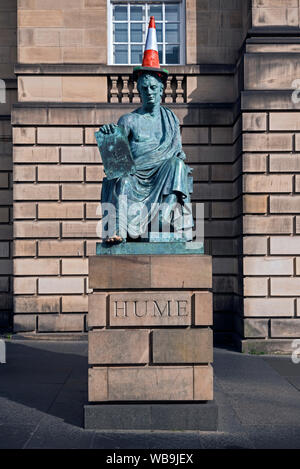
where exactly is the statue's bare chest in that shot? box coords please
[130,114,163,143]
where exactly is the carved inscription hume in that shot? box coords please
[109,293,191,326]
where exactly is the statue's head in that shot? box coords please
[137,73,164,109]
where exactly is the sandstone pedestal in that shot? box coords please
[84,244,217,430]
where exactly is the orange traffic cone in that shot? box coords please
[133,16,168,83]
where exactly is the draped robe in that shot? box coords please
[101,105,193,239]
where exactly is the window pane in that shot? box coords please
[166,23,179,43]
[165,4,180,21]
[156,23,163,42]
[114,23,128,42]
[149,4,162,21]
[166,45,179,64]
[131,45,143,64]
[158,44,163,64]
[114,45,128,64]
[113,5,127,21]
[131,23,143,42]
[131,5,144,21]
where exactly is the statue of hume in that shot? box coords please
[98,17,193,244]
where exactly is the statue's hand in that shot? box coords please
[99,124,117,134]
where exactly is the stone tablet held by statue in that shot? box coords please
[95,126,136,180]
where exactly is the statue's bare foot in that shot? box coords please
[105,235,123,244]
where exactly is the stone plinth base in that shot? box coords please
[86,244,216,430]
[84,402,218,431]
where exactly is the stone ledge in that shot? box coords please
[11,102,236,126]
[242,91,300,110]
[241,339,294,355]
[14,63,236,76]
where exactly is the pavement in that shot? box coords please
[0,339,300,449]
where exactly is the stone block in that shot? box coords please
[0,242,9,258]
[244,277,268,297]
[38,277,84,294]
[62,295,88,313]
[270,236,300,255]
[152,329,212,364]
[270,112,300,131]
[63,47,105,63]
[243,153,267,172]
[37,127,83,144]
[85,202,101,219]
[244,257,293,276]
[243,216,292,234]
[14,221,59,238]
[14,314,36,332]
[194,365,213,401]
[38,240,84,256]
[88,293,106,327]
[38,165,83,182]
[14,258,59,276]
[271,278,300,296]
[14,202,36,219]
[14,166,36,182]
[243,134,292,152]
[89,255,212,290]
[244,319,269,339]
[19,10,64,27]
[61,258,88,275]
[243,195,268,213]
[19,47,62,63]
[194,292,212,326]
[38,202,84,219]
[61,146,99,163]
[182,127,209,144]
[88,367,107,401]
[245,54,300,89]
[18,76,62,102]
[108,292,192,327]
[62,76,107,102]
[243,113,267,131]
[62,221,99,238]
[244,298,294,317]
[38,314,84,332]
[271,155,300,172]
[13,240,36,257]
[243,175,292,193]
[85,166,105,182]
[84,402,218,431]
[270,196,300,213]
[89,330,149,365]
[61,184,101,200]
[211,127,232,144]
[14,277,37,294]
[90,366,194,401]
[187,75,234,103]
[14,184,59,200]
[14,296,60,313]
[13,127,35,144]
[14,146,59,163]
[271,319,300,338]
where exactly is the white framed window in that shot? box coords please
[108,1,185,65]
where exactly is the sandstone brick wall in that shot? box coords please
[241,25,300,352]
[186,0,250,65]
[0,0,17,329]
[12,99,242,338]
[252,0,300,28]
[18,0,107,64]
